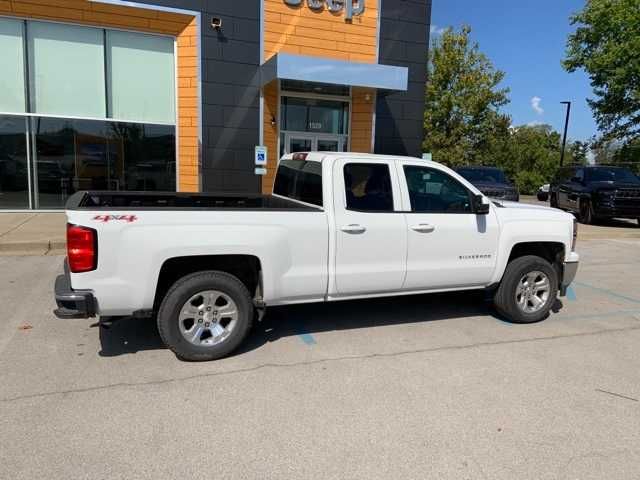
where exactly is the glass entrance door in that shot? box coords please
[317,138,340,152]
[283,133,347,155]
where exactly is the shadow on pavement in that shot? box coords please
[97,291,564,358]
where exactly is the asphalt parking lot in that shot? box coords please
[1,213,640,479]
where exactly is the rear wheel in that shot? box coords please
[494,255,558,324]
[157,271,254,361]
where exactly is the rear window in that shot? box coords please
[273,159,323,207]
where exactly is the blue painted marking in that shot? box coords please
[298,333,317,345]
[574,281,640,305]
[566,286,577,301]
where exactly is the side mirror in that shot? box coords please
[473,194,490,215]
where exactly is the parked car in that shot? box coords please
[455,166,519,201]
[549,165,640,225]
[537,184,550,202]
[54,152,579,361]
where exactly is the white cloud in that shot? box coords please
[531,96,544,115]
[527,120,544,127]
[430,25,447,37]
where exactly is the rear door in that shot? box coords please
[399,162,499,290]
[332,158,407,295]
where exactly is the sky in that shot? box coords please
[430,0,598,142]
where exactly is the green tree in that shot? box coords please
[612,138,640,174]
[424,26,510,167]
[496,125,563,195]
[569,140,590,165]
[563,0,640,141]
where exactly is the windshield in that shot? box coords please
[457,168,507,184]
[586,167,640,184]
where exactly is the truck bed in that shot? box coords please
[66,191,321,211]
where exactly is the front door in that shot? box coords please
[399,163,499,290]
[284,133,347,155]
[332,158,407,296]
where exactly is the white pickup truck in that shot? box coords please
[54,152,579,361]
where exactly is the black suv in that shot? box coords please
[550,165,640,225]
[455,166,519,202]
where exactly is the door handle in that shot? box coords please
[341,224,366,234]
[410,223,435,233]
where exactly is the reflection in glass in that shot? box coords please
[281,97,349,135]
[32,117,175,209]
[0,116,29,209]
[289,137,313,153]
[317,139,339,152]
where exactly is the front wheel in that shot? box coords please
[157,271,254,361]
[578,198,594,224]
[494,255,558,324]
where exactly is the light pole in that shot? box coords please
[560,101,572,166]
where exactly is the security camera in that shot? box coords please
[211,17,222,30]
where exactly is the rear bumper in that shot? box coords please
[53,261,96,319]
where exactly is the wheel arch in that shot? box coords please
[153,255,263,312]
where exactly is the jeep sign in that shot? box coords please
[284,0,365,20]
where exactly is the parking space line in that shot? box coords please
[574,281,640,305]
[298,333,317,345]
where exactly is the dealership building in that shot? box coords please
[0,0,431,210]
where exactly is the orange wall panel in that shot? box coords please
[264,0,378,63]
[2,0,200,192]
[350,87,375,153]
[262,82,280,194]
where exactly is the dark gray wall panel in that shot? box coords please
[376,0,431,158]
[135,0,262,193]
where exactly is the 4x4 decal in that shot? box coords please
[92,215,138,223]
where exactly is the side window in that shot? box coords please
[343,163,394,212]
[403,166,472,213]
[274,159,323,207]
[575,168,585,182]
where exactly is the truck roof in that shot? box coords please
[280,151,436,166]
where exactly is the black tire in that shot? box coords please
[578,198,594,224]
[157,271,254,361]
[550,192,558,208]
[494,255,559,324]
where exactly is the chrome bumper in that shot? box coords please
[559,260,579,297]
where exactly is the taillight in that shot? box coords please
[292,152,309,161]
[572,218,578,251]
[67,224,97,273]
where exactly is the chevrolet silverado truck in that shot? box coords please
[54,152,579,361]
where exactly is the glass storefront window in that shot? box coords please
[0,18,180,210]
[0,19,26,114]
[27,21,106,118]
[33,117,175,209]
[281,97,349,135]
[0,116,29,209]
[107,31,176,124]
